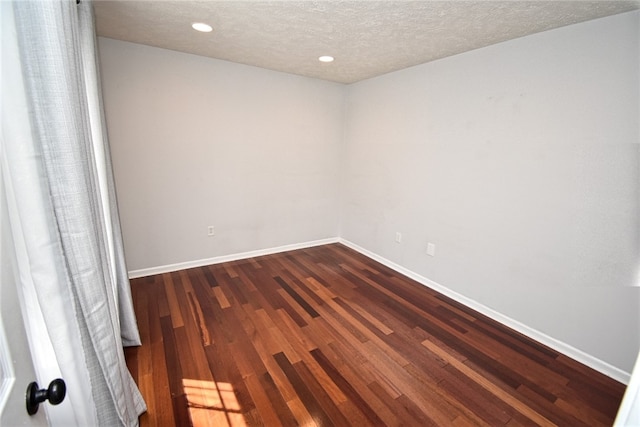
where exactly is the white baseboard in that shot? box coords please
[128,236,631,384]
[127,237,339,279]
[338,238,631,384]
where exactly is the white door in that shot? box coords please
[0,8,46,421]
[0,1,49,422]
[0,175,48,426]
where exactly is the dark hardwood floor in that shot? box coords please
[125,243,626,426]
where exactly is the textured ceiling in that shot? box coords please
[94,1,640,84]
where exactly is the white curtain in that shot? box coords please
[1,0,145,425]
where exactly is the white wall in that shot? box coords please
[98,39,344,272]
[342,11,639,373]
[99,11,639,375]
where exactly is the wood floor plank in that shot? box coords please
[291,358,352,426]
[257,371,299,426]
[204,343,258,425]
[160,316,190,426]
[309,347,384,426]
[422,337,557,426]
[273,351,336,426]
[320,342,405,426]
[126,243,626,426]
[148,288,175,426]
[368,380,436,426]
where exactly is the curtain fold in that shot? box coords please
[4,0,145,425]
[77,0,141,348]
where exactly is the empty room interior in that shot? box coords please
[92,1,640,426]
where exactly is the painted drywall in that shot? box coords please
[100,11,639,374]
[342,11,640,373]
[98,38,344,271]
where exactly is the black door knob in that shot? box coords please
[26,378,66,415]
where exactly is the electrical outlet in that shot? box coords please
[395,232,402,243]
[207,226,215,236]
[427,242,435,256]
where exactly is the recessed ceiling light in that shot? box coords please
[192,22,213,33]
[318,55,334,63]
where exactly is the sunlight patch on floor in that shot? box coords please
[183,378,246,427]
